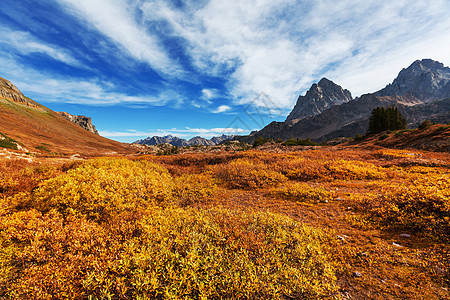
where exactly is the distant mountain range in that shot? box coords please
[134,134,235,147]
[238,59,450,143]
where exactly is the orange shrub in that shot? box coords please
[18,158,174,222]
[351,175,450,240]
[172,173,218,206]
[324,159,387,180]
[210,159,287,189]
[270,182,336,204]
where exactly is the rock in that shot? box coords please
[58,112,99,135]
[353,271,362,277]
[286,78,353,124]
[0,77,38,106]
[375,59,450,102]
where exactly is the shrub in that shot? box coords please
[325,159,387,180]
[252,137,272,148]
[282,138,318,146]
[352,176,450,241]
[172,173,217,206]
[19,158,174,222]
[418,120,433,130]
[0,133,18,150]
[0,206,341,299]
[270,182,336,204]
[210,159,287,189]
[275,157,328,181]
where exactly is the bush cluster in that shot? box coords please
[210,159,287,189]
[0,157,341,299]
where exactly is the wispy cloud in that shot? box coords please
[212,105,232,114]
[140,0,450,106]
[0,26,81,67]
[55,0,183,78]
[1,0,450,112]
[0,54,183,106]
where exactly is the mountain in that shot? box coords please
[188,136,215,146]
[238,59,450,143]
[375,59,450,102]
[0,77,40,106]
[0,77,133,155]
[134,134,234,147]
[211,134,236,145]
[58,112,99,135]
[286,78,352,124]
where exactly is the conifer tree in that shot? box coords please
[367,106,407,134]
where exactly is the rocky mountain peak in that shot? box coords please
[286,77,352,124]
[0,77,37,106]
[58,112,99,135]
[375,59,450,101]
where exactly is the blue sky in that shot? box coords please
[1,0,449,142]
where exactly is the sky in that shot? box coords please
[1,0,449,142]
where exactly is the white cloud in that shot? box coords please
[3,0,450,112]
[212,105,231,113]
[55,0,183,77]
[140,0,450,107]
[0,26,81,67]
[201,88,221,101]
[0,54,183,106]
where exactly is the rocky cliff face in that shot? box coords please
[375,59,450,102]
[58,112,99,135]
[0,77,38,106]
[285,78,352,124]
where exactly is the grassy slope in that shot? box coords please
[0,97,133,156]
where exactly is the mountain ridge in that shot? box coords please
[134,134,235,147]
[238,59,450,143]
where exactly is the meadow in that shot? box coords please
[0,146,448,299]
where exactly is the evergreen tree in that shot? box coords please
[367,106,407,134]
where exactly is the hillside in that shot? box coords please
[0,77,133,156]
[348,124,450,152]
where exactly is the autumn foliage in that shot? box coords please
[0,147,448,299]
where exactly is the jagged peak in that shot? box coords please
[317,77,334,86]
[286,78,353,123]
[375,58,450,101]
[408,59,445,70]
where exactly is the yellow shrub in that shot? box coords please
[277,157,328,181]
[210,159,287,189]
[352,175,450,240]
[172,173,217,206]
[117,207,340,299]
[21,158,174,222]
[0,206,341,299]
[325,159,387,180]
[271,182,336,203]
